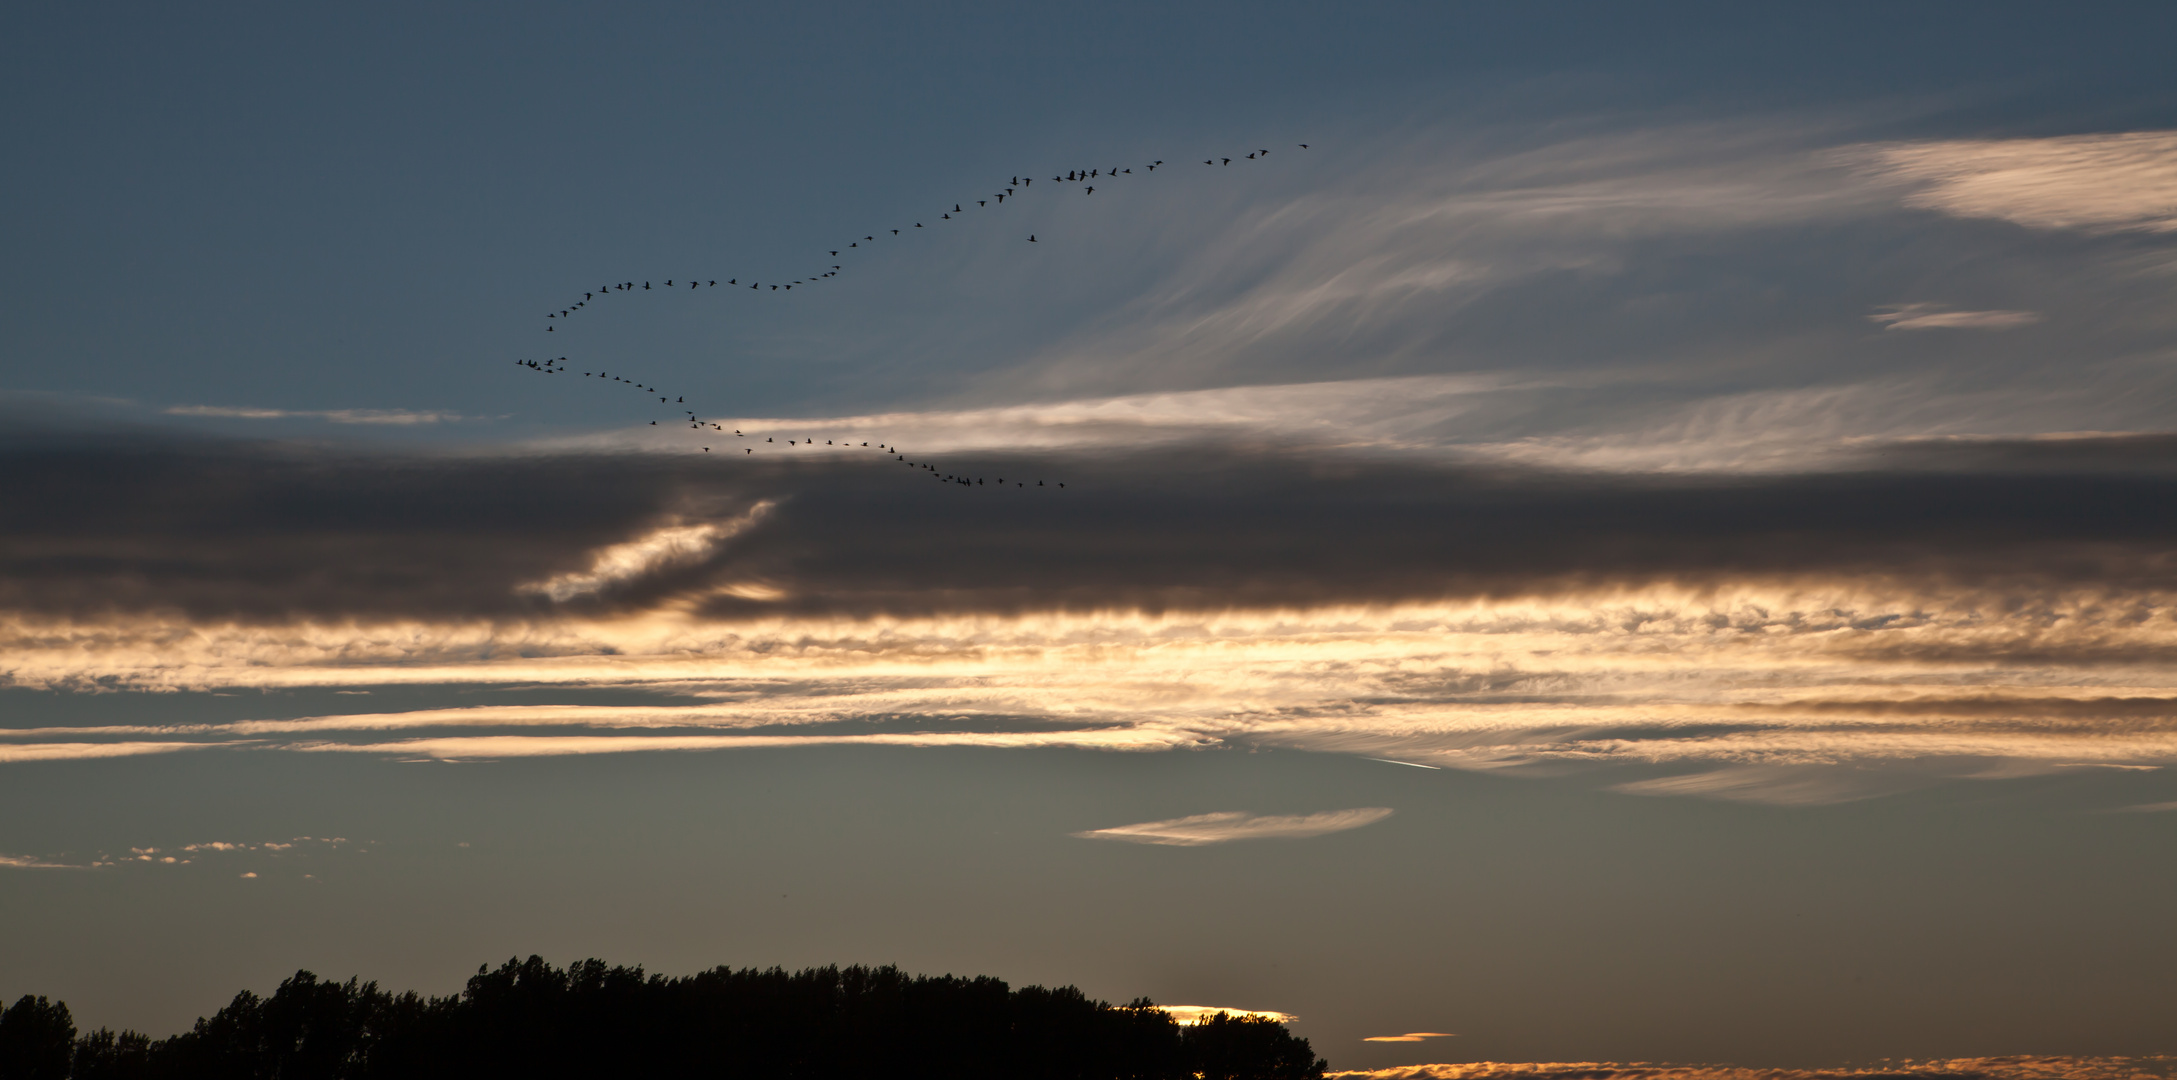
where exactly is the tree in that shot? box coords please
[0,995,76,1080]
[70,1028,153,1080]
[1181,1011,1326,1080]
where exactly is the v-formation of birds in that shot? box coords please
[513,144,1311,491]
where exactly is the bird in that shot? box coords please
[1299,143,1308,149]
[1027,235,1036,242]
[1085,187,1093,194]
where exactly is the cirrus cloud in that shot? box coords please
[1072,808,1394,847]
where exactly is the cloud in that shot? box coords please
[518,502,776,602]
[1862,131,2177,234]
[1330,1057,2177,1080]
[165,405,472,425]
[0,742,215,764]
[1153,1005,1299,1026]
[1073,808,1394,846]
[0,853,81,870]
[1363,1033,1457,1043]
[20,428,2177,630]
[10,411,2177,791]
[1612,766,1912,807]
[1869,305,2042,331]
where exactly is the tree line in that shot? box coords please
[0,957,1326,1079]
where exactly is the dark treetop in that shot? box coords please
[3,957,1326,1080]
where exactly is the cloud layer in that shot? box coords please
[8,125,2177,807]
[1332,1058,2177,1080]
[6,425,2177,799]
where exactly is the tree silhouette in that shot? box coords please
[19,958,1326,1079]
[0,995,76,1080]
[1182,1011,1328,1080]
[67,1029,151,1080]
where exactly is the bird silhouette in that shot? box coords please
[513,136,1300,484]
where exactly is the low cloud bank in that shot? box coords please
[1332,1058,2177,1080]
[10,430,2177,623]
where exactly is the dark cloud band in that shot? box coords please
[7,429,2177,623]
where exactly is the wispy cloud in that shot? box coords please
[1861,130,2177,234]
[0,741,215,764]
[164,405,471,424]
[1869,304,2042,331]
[1073,808,1394,846]
[1363,1033,1457,1044]
[518,502,776,602]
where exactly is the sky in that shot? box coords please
[4,2,2177,1072]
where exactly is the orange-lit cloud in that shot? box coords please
[1330,1056,2177,1080]
[518,502,775,602]
[1074,808,1394,846]
[1154,1005,1299,1026]
[6,581,2177,798]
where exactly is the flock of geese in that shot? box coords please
[513,144,1310,490]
